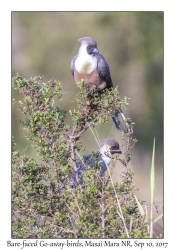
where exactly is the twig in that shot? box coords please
[87,122,100,147]
[145,204,149,233]
[94,127,100,142]
[105,161,130,238]
[21,145,29,154]
[70,111,103,140]
[100,179,106,238]
[107,123,115,140]
[129,216,133,232]
[72,189,88,232]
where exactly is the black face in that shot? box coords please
[86,45,97,55]
[110,146,122,155]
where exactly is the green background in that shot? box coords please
[12,12,163,235]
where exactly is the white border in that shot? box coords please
[1,1,175,249]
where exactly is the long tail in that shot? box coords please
[112,108,133,133]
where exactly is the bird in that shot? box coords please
[70,36,132,133]
[49,140,121,214]
[71,139,122,185]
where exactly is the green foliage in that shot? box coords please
[12,75,148,238]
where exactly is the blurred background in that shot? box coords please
[12,12,163,236]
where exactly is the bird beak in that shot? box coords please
[93,48,99,53]
[116,149,122,154]
[110,148,122,155]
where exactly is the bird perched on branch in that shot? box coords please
[71,139,122,185]
[70,36,133,133]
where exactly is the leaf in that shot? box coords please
[134,195,145,217]
[150,138,155,209]
[103,99,109,106]
[153,213,163,224]
[150,137,156,238]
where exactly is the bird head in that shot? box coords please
[99,139,122,165]
[78,37,99,55]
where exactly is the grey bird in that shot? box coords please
[70,36,132,133]
[71,139,122,185]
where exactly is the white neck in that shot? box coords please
[99,145,112,166]
[78,43,89,56]
[75,44,97,74]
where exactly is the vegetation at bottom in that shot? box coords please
[12,75,160,238]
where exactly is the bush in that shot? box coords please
[12,75,149,238]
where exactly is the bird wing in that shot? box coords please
[70,54,78,76]
[84,154,107,177]
[71,154,107,185]
[96,54,113,88]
